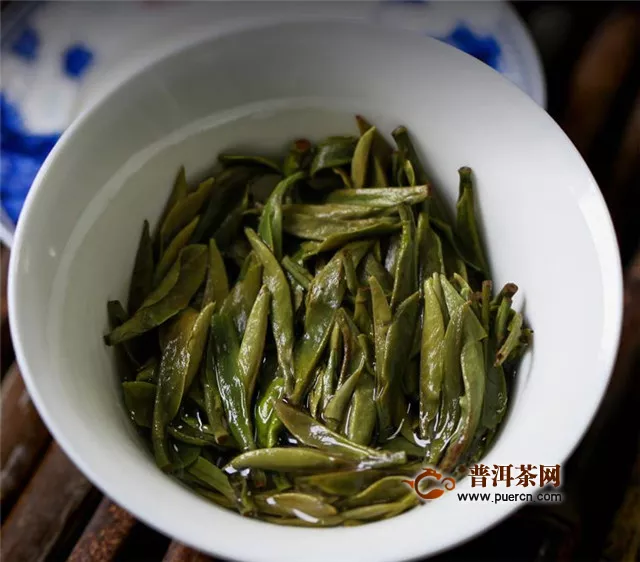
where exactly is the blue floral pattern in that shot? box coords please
[63,44,94,79]
[439,23,502,71]
[10,26,40,61]
[0,94,60,223]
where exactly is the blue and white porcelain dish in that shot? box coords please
[0,0,545,247]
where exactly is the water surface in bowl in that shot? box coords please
[46,103,400,446]
[49,101,532,503]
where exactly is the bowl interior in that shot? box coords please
[9,19,622,562]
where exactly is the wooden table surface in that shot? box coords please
[1,3,639,561]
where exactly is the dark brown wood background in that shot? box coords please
[1,2,639,561]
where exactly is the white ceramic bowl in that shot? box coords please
[8,20,622,562]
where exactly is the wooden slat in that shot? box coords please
[611,91,640,189]
[601,435,640,561]
[66,498,136,562]
[162,542,213,562]
[0,363,51,510]
[567,247,640,561]
[1,245,8,321]
[614,248,640,391]
[0,442,93,562]
[1,246,13,374]
[607,91,640,247]
[562,10,640,156]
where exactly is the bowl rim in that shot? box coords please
[8,17,623,562]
